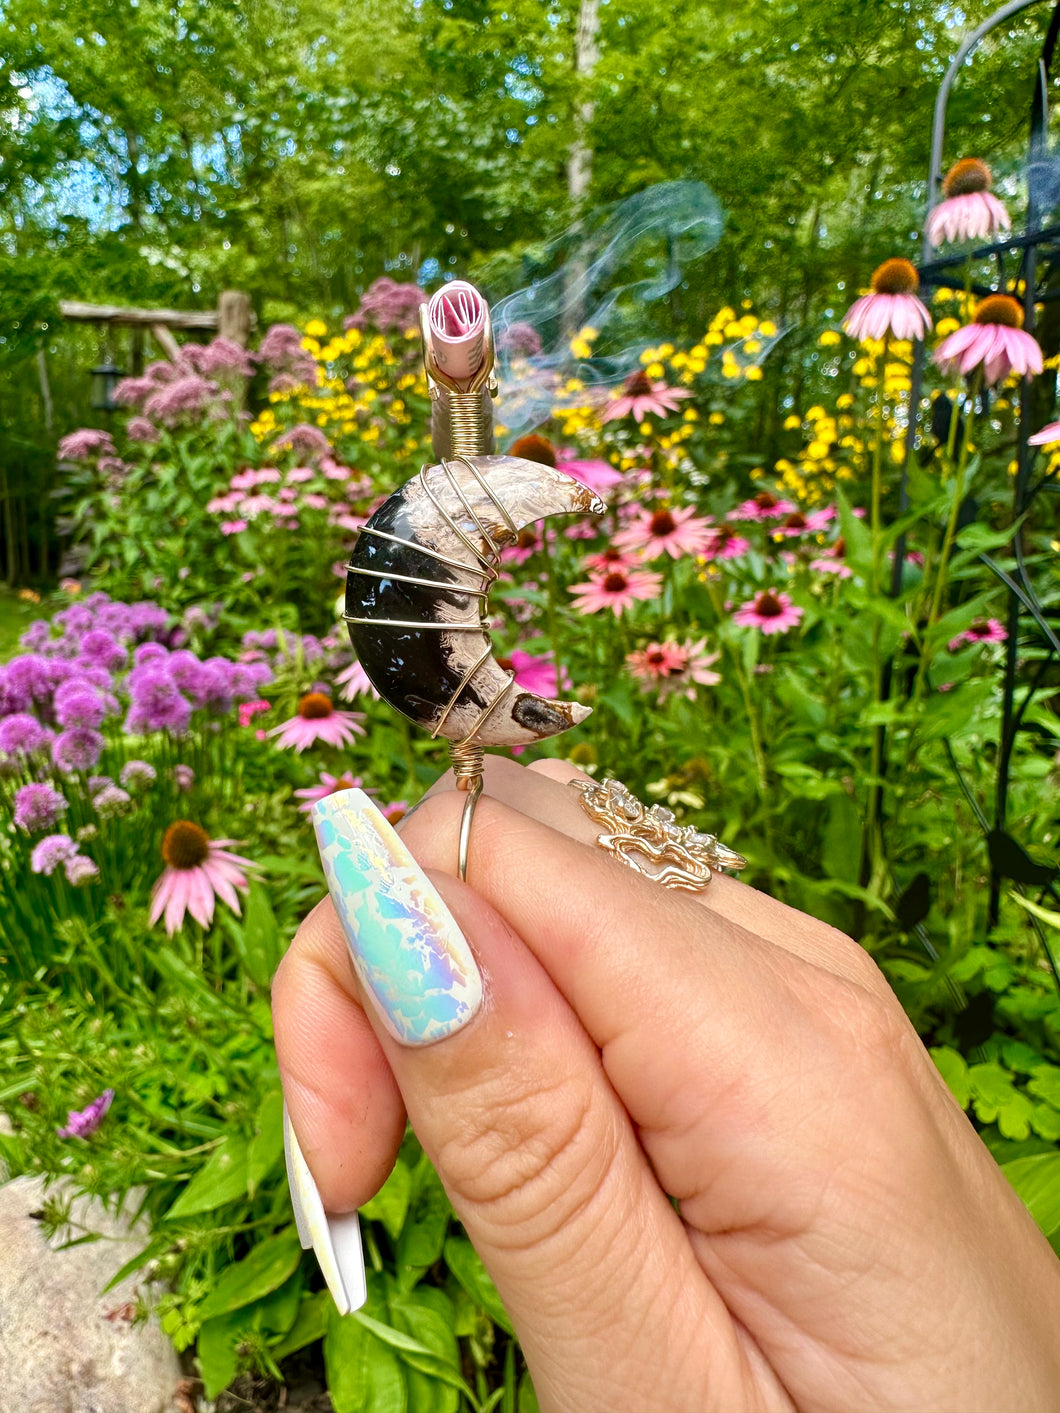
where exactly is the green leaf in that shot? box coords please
[198,1309,246,1399]
[930,1046,971,1108]
[325,1302,407,1413]
[165,1134,249,1219]
[1001,1152,1060,1237]
[396,1158,450,1273]
[247,1086,284,1198]
[1010,893,1060,931]
[225,881,282,989]
[271,1291,330,1361]
[444,1234,514,1335]
[360,1158,412,1241]
[197,1227,302,1321]
[834,485,872,578]
[390,1289,461,1413]
[1028,1067,1060,1110]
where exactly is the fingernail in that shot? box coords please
[283,1103,366,1315]
[311,787,482,1045]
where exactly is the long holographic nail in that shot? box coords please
[283,1103,366,1314]
[311,788,482,1045]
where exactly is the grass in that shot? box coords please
[0,585,54,658]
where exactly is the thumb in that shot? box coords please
[309,789,752,1413]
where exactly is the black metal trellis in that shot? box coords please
[890,0,1060,935]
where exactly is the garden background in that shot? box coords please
[4,1,1060,1409]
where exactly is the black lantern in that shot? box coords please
[90,361,125,413]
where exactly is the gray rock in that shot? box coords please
[0,1174,182,1413]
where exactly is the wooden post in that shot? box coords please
[217,290,252,347]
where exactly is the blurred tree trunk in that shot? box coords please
[564,0,599,337]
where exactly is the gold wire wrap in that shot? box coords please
[448,391,491,457]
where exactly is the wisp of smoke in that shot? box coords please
[490,180,725,441]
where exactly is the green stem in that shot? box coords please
[864,338,888,909]
[907,374,981,734]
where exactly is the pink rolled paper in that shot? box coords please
[427,281,488,384]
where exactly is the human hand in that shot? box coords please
[273,757,1060,1412]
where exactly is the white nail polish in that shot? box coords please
[283,1103,367,1315]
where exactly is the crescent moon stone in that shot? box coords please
[345,454,604,747]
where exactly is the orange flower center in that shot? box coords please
[624,370,653,395]
[649,510,676,536]
[647,648,668,666]
[509,433,557,467]
[756,592,783,617]
[975,295,1023,329]
[943,157,992,198]
[782,512,807,531]
[603,572,629,593]
[495,656,514,672]
[833,537,847,557]
[754,492,779,509]
[871,258,919,296]
[161,820,210,870]
[298,692,334,719]
[515,528,538,551]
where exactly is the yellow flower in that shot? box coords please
[759,320,777,337]
[708,411,725,425]
[744,339,762,354]
[836,393,855,409]
[818,330,842,347]
[304,319,328,338]
[805,405,825,421]
[684,407,699,422]
[704,330,724,346]
[646,361,665,379]
[724,321,744,339]
[745,365,764,381]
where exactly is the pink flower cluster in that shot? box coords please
[206,458,363,537]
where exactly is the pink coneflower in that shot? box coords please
[843,259,932,343]
[773,507,836,538]
[703,526,751,560]
[948,618,1008,651]
[379,800,410,825]
[810,537,853,578]
[500,526,544,567]
[615,504,715,560]
[1028,420,1060,446]
[149,821,254,934]
[933,295,1043,387]
[568,566,663,616]
[335,659,380,701]
[627,639,721,700]
[600,370,692,423]
[267,692,365,751]
[733,590,804,635]
[221,520,248,536]
[57,1089,114,1139]
[494,649,568,698]
[728,492,798,522]
[927,159,1011,247]
[294,770,364,813]
[554,453,624,495]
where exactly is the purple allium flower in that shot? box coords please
[172,764,195,791]
[134,642,168,667]
[229,662,273,699]
[65,854,100,886]
[126,602,170,640]
[166,650,210,706]
[57,428,117,461]
[53,604,94,635]
[144,374,219,425]
[57,1089,114,1139]
[125,671,192,736]
[0,670,31,717]
[93,784,132,818]
[120,759,157,789]
[19,620,52,652]
[88,775,113,795]
[55,686,109,730]
[53,728,105,773]
[269,423,332,459]
[346,276,428,333]
[0,713,54,756]
[5,654,53,703]
[14,783,69,832]
[30,834,79,875]
[125,416,160,443]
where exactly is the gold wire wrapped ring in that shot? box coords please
[568,777,747,891]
